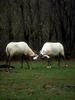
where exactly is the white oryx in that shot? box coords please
[37,42,65,68]
[6,41,37,69]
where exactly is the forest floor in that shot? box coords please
[0,59,75,100]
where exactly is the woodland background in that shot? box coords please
[0,0,75,60]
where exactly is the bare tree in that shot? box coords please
[7,0,14,41]
[20,0,29,42]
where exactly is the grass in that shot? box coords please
[0,59,75,100]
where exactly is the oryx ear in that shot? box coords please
[43,55,50,59]
[33,55,39,60]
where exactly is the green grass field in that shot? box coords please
[0,60,75,100]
